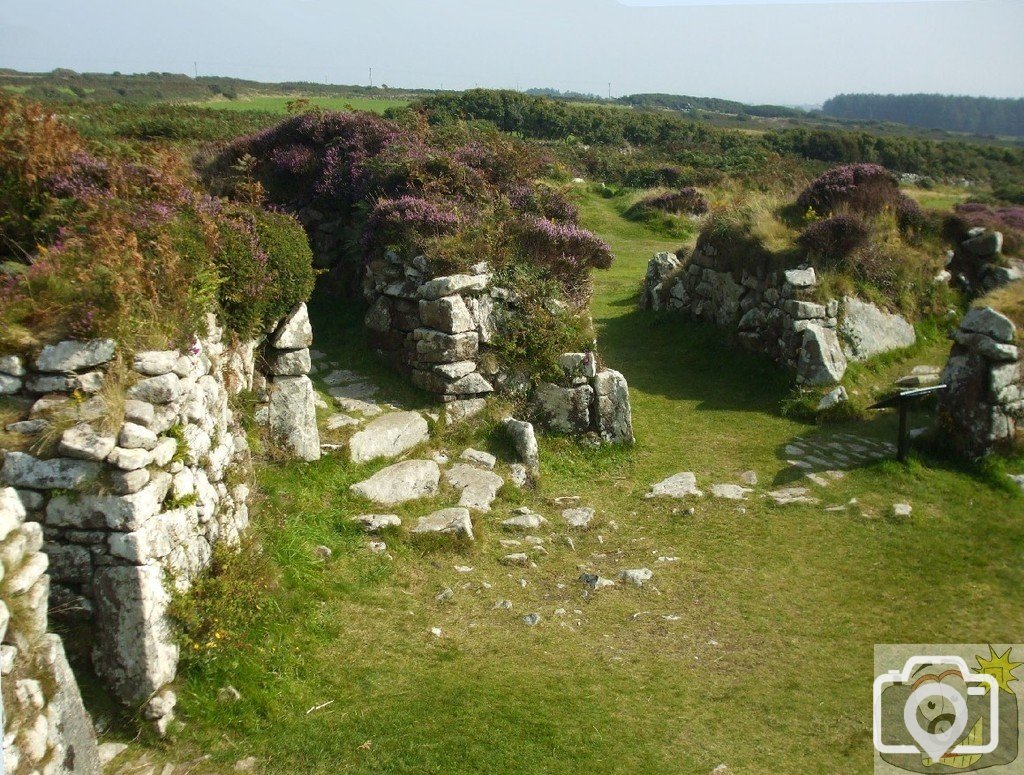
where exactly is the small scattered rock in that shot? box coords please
[619,568,653,587]
[459,448,497,470]
[313,545,332,559]
[891,503,912,519]
[435,587,454,603]
[522,613,541,627]
[217,685,242,703]
[579,573,615,590]
[368,540,387,554]
[493,600,513,610]
[501,553,530,566]
[561,507,594,528]
[97,742,129,767]
[740,470,758,486]
[351,514,402,532]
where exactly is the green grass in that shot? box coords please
[195,95,407,114]
[125,190,1024,774]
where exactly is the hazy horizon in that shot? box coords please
[1,0,1021,105]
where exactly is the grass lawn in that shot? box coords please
[195,95,407,114]
[118,189,1024,774]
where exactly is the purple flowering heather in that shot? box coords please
[797,163,902,216]
[362,195,463,250]
[520,215,614,270]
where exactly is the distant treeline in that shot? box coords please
[823,93,1024,138]
[0,68,433,104]
[618,93,805,119]
[414,90,1024,187]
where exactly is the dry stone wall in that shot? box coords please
[0,304,318,737]
[643,247,916,387]
[937,306,1023,457]
[362,252,499,402]
[0,488,99,774]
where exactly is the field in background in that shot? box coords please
[197,95,408,114]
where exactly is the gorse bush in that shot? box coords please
[0,95,313,350]
[208,109,612,305]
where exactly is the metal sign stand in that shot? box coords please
[868,384,948,462]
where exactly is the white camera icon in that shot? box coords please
[873,655,1000,762]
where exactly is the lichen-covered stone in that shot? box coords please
[35,339,116,373]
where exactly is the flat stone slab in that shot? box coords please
[348,411,429,464]
[645,472,703,499]
[335,397,383,417]
[412,507,474,540]
[459,448,496,470]
[766,487,819,506]
[445,463,503,511]
[710,484,753,500]
[325,413,360,431]
[328,382,379,400]
[619,568,653,587]
[349,460,440,505]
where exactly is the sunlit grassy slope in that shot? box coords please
[149,188,1024,775]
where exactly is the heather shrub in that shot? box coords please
[797,215,871,264]
[0,95,313,350]
[630,188,709,216]
[209,110,613,304]
[797,163,910,219]
[943,202,1024,256]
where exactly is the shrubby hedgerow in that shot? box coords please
[0,95,313,350]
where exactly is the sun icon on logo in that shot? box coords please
[975,646,1022,695]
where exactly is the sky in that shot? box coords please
[1,0,1021,106]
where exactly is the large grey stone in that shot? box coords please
[57,424,116,462]
[445,463,503,511]
[34,634,101,773]
[0,487,25,542]
[132,350,179,376]
[1,452,100,490]
[784,267,817,288]
[839,297,916,362]
[268,376,321,461]
[348,411,429,464]
[962,230,1003,258]
[92,564,178,704]
[418,274,489,301]
[0,373,21,395]
[412,507,474,540]
[797,324,847,386]
[127,373,181,404]
[503,418,539,475]
[46,472,171,531]
[532,383,592,434]
[350,460,440,505]
[593,369,634,444]
[270,303,313,349]
[35,339,116,373]
[414,330,479,364]
[0,355,25,377]
[961,307,1016,344]
[264,348,311,376]
[118,422,158,451]
[419,296,476,334]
